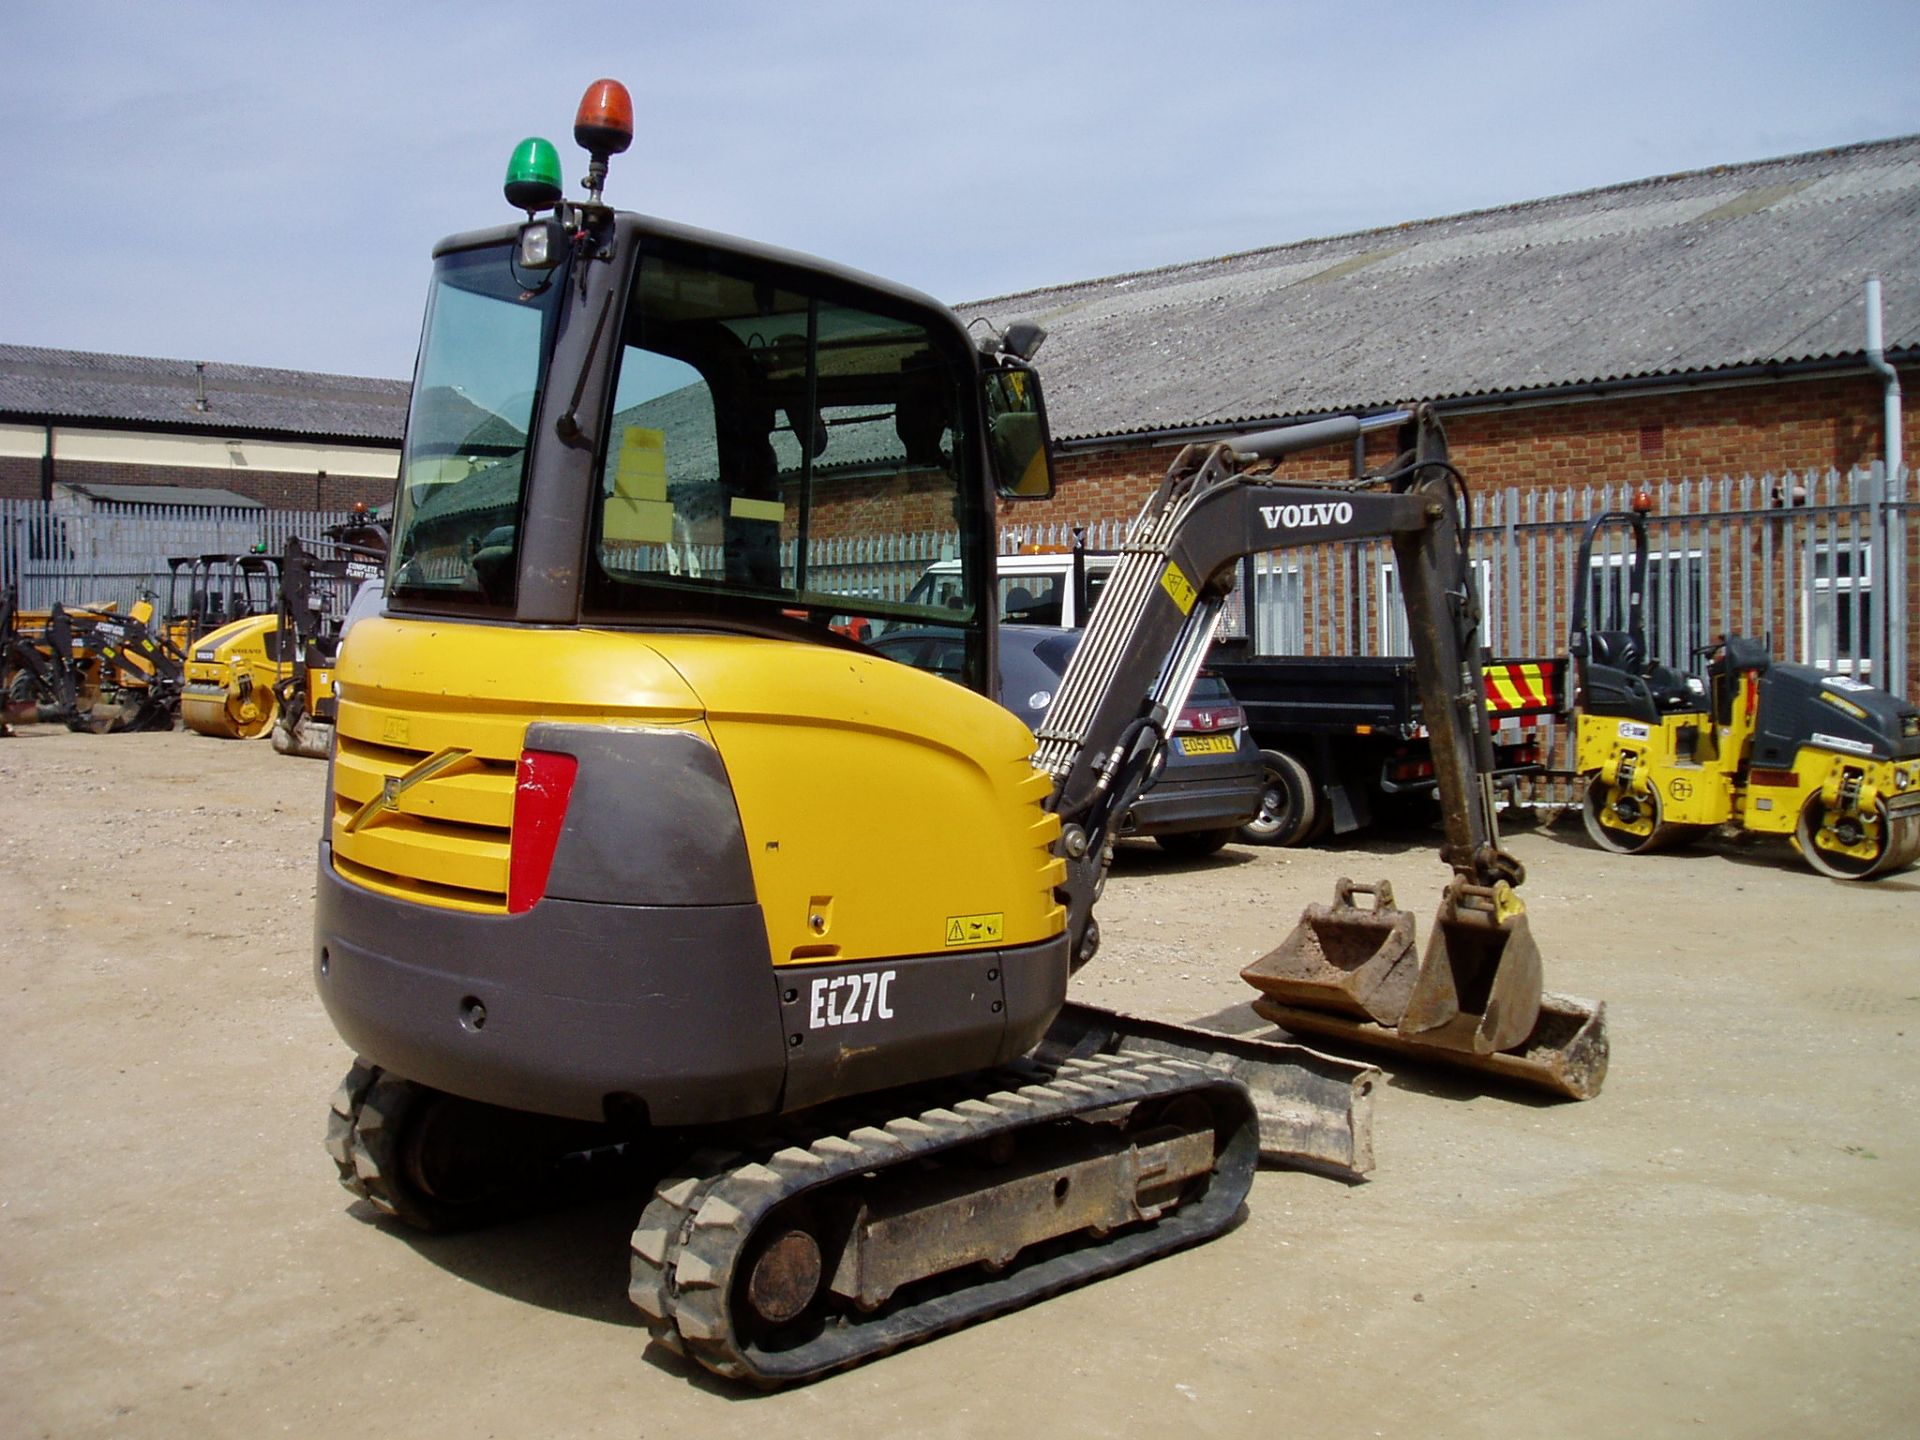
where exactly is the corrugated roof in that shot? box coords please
[964,137,1920,443]
[0,345,408,442]
[9,138,1914,453]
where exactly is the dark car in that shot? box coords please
[873,623,1264,858]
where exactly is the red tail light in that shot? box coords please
[1176,702,1242,734]
[508,750,578,915]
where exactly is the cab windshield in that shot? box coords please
[581,242,985,657]
[387,244,566,607]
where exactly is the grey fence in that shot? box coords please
[6,468,1913,702]
[993,471,1916,703]
[1233,465,1914,703]
[0,499,356,612]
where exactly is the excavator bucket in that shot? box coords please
[1398,880,1542,1055]
[1241,880,1418,1026]
[1245,879,1610,1100]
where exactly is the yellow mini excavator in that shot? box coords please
[316,81,1608,1387]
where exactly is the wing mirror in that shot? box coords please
[985,364,1055,500]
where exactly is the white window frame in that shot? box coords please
[1248,552,1306,653]
[1376,558,1494,658]
[1801,540,1874,678]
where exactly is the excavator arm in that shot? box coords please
[1038,406,1607,1098]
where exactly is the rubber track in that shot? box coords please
[325,1059,643,1231]
[628,1049,1258,1387]
[324,1059,384,1210]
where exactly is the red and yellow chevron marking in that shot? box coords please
[1483,661,1555,713]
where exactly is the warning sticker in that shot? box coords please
[1160,562,1197,615]
[944,912,1004,947]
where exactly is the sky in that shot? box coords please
[5,1,1919,383]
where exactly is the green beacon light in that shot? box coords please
[504,136,563,214]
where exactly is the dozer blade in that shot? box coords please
[1244,879,1609,1100]
[1249,991,1608,1101]
[1241,879,1418,1026]
[272,715,335,759]
[1041,1000,1377,1176]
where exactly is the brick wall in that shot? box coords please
[999,370,1915,528]
[0,456,43,502]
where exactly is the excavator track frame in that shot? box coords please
[628,1049,1258,1387]
[327,1059,642,1231]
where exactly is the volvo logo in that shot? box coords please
[1260,500,1354,530]
[344,746,474,833]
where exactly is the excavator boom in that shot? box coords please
[1040,407,1607,1097]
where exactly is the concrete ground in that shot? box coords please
[2,727,1915,1438]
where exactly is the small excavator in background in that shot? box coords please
[84,601,184,732]
[2,591,181,733]
[313,80,1609,1387]
[271,512,388,759]
[1572,498,1920,878]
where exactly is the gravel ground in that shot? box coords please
[2,725,1916,1438]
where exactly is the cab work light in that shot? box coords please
[507,749,578,914]
[516,217,565,270]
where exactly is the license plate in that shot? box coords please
[1178,733,1236,756]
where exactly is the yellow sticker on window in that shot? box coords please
[615,427,668,501]
[605,496,674,544]
[729,497,785,523]
[1160,561,1197,615]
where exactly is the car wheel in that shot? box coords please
[1238,749,1317,847]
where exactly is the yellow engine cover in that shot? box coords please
[329,617,1065,964]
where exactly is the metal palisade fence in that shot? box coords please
[1253,464,1913,702]
[998,469,1915,702]
[4,468,1913,701]
[0,500,359,612]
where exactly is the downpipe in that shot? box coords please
[1865,276,1907,697]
